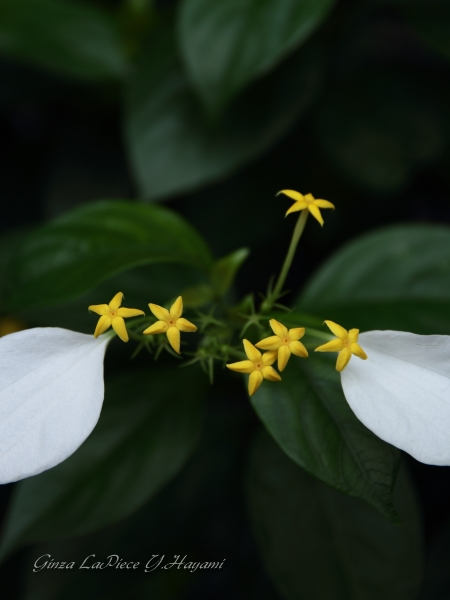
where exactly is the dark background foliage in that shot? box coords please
[1,0,450,598]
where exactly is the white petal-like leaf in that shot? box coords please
[341,330,450,465]
[0,327,109,483]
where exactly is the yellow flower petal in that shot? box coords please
[116,308,145,318]
[109,292,123,311]
[262,365,281,382]
[289,340,308,358]
[288,327,305,341]
[270,319,288,338]
[315,338,345,353]
[248,371,263,396]
[277,189,305,202]
[243,339,261,362]
[255,335,282,351]
[308,203,324,226]
[143,320,168,335]
[285,201,307,217]
[226,360,255,374]
[324,320,348,340]
[166,326,180,353]
[351,343,367,360]
[176,317,197,332]
[88,304,111,316]
[348,328,359,343]
[112,316,129,343]
[262,350,278,366]
[94,315,112,337]
[170,296,183,320]
[277,345,291,372]
[149,303,170,321]
[314,199,335,209]
[336,348,352,372]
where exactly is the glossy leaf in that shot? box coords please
[6,200,213,310]
[211,247,250,297]
[19,404,249,600]
[125,28,323,200]
[19,263,208,334]
[178,0,335,113]
[298,224,450,334]
[0,0,125,81]
[246,430,423,600]
[250,354,400,521]
[0,366,208,560]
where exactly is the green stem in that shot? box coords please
[262,210,309,312]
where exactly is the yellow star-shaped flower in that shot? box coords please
[315,320,368,372]
[278,190,335,226]
[255,319,308,371]
[89,292,144,342]
[226,339,281,397]
[143,296,197,354]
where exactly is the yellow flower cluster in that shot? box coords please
[227,319,367,396]
[88,190,368,398]
[89,293,197,353]
[226,319,308,396]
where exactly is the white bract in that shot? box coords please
[341,330,450,465]
[0,327,109,484]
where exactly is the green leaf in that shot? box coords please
[210,247,249,297]
[18,262,207,333]
[246,430,423,600]
[0,0,126,81]
[178,0,335,114]
[316,69,446,192]
[0,366,208,560]
[179,282,214,308]
[298,224,450,334]
[250,353,400,521]
[125,27,324,200]
[19,403,249,600]
[6,200,213,310]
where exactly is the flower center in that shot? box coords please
[255,362,263,370]
[168,319,176,326]
[283,337,290,345]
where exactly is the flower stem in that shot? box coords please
[262,210,309,312]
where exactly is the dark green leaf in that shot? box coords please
[6,200,213,310]
[211,247,249,297]
[0,366,208,560]
[0,0,125,81]
[179,282,214,308]
[247,430,423,600]
[298,224,450,334]
[316,69,446,192]
[125,28,323,200]
[19,402,249,600]
[18,262,207,333]
[178,0,335,114]
[250,353,400,521]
